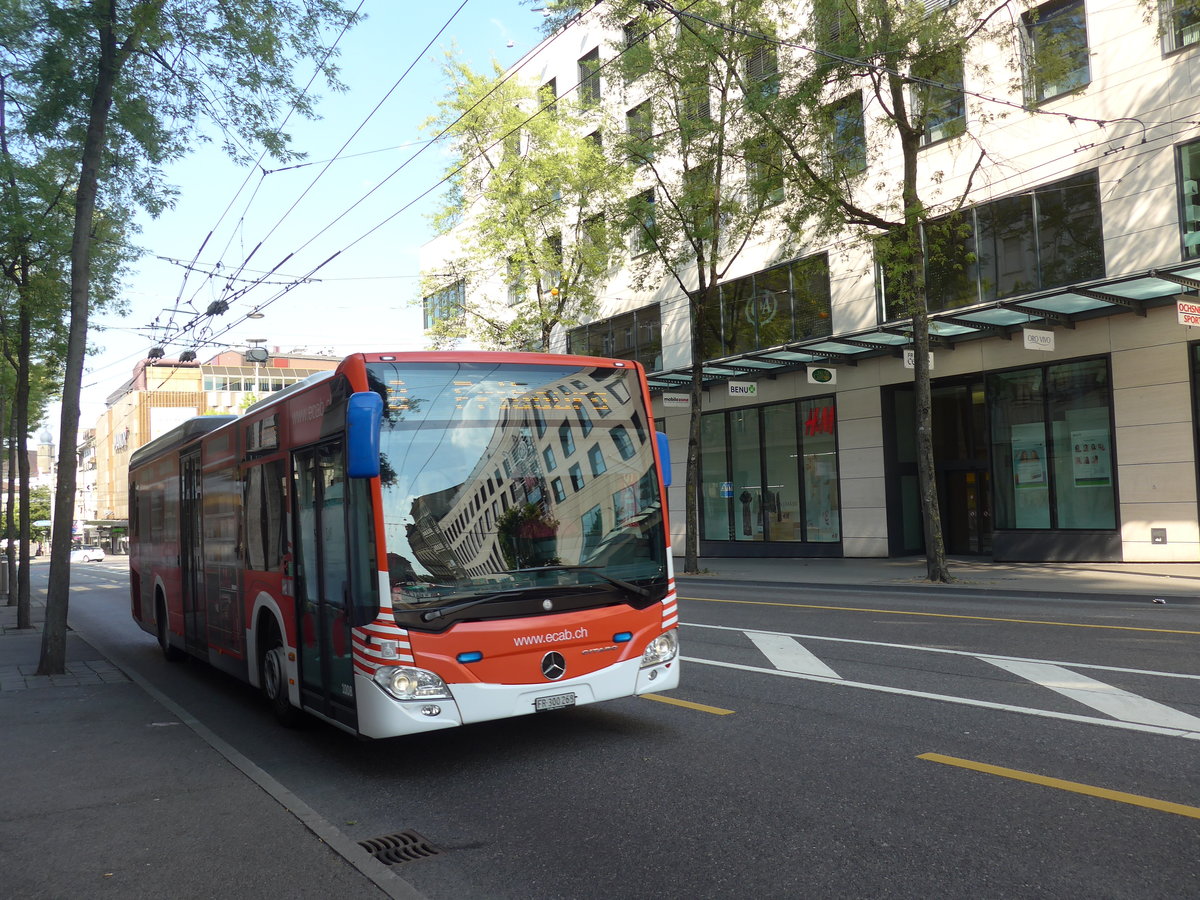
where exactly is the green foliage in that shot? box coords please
[421,51,632,351]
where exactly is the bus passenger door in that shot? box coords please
[180,450,206,654]
[292,441,357,729]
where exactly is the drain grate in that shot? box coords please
[358,830,442,866]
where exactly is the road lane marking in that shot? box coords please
[685,622,1200,681]
[641,693,735,715]
[682,656,1200,741]
[983,659,1200,731]
[746,632,842,679]
[919,753,1200,820]
[680,595,1200,636]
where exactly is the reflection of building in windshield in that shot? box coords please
[408,485,462,580]
[403,368,658,579]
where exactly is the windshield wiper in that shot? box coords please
[507,565,651,599]
[420,588,531,622]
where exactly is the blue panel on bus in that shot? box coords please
[656,432,671,487]
[347,391,383,478]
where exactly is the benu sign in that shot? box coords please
[729,381,758,397]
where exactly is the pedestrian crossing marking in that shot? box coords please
[681,623,1200,741]
[983,658,1200,731]
[746,632,842,679]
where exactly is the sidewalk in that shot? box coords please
[676,555,1200,603]
[0,598,418,900]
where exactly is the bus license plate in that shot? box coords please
[535,692,576,712]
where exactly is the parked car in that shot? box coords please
[70,545,105,563]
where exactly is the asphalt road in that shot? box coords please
[63,561,1200,899]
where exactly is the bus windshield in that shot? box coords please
[366,360,668,617]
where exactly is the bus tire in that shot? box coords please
[261,620,302,727]
[156,595,185,662]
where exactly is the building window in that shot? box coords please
[747,138,785,207]
[610,425,636,460]
[913,50,966,145]
[629,189,657,255]
[828,92,866,174]
[507,257,525,306]
[1161,0,1200,52]
[1180,139,1200,258]
[699,254,833,361]
[588,444,607,476]
[878,170,1104,319]
[569,463,585,491]
[567,304,663,373]
[581,504,603,554]
[578,48,601,107]
[623,19,650,80]
[989,357,1115,530]
[626,101,653,163]
[422,279,464,330]
[700,398,841,543]
[813,0,860,59]
[551,477,567,503]
[542,446,558,472]
[1023,0,1090,104]
[743,40,779,104]
[682,74,712,122]
[558,422,575,457]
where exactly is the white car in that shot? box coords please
[70,545,106,563]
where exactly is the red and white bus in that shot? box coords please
[128,351,678,738]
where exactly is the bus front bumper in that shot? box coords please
[354,655,680,739]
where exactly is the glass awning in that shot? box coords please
[646,262,1200,392]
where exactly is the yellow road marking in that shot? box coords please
[642,693,735,715]
[919,753,1200,819]
[680,595,1200,636]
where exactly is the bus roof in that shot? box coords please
[128,415,239,470]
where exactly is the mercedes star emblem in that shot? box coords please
[541,651,566,680]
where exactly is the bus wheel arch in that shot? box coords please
[155,588,184,662]
[257,608,302,727]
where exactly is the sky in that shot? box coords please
[65,1,548,438]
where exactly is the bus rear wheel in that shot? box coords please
[156,597,184,662]
[261,621,302,727]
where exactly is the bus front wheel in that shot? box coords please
[260,622,302,727]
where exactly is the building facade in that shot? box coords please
[86,349,339,550]
[421,0,1200,562]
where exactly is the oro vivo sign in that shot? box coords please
[1178,300,1200,326]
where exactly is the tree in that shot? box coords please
[595,0,792,573]
[421,53,631,351]
[738,0,1021,582]
[1,0,360,674]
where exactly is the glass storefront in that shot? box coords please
[700,397,841,550]
[989,357,1116,531]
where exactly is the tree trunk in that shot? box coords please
[4,392,15,608]
[911,309,949,582]
[683,289,707,575]
[15,287,32,629]
[39,0,121,674]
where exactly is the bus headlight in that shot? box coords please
[373,666,452,701]
[640,629,678,668]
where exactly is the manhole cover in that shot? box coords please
[358,830,441,866]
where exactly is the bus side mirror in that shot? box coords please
[656,431,671,487]
[347,392,383,478]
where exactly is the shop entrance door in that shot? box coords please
[885,379,991,556]
[939,467,992,555]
